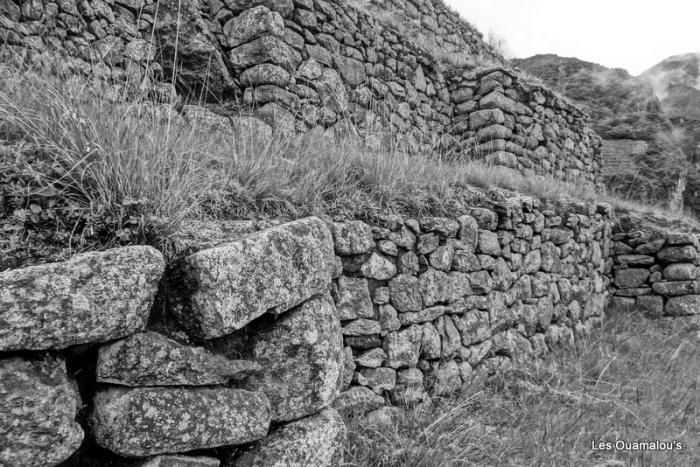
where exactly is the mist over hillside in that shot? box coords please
[512,54,689,207]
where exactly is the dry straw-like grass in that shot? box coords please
[343,313,700,466]
[1,56,696,246]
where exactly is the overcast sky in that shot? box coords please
[443,0,700,75]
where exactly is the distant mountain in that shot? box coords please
[512,54,689,207]
[641,53,700,161]
[639,53,700,209]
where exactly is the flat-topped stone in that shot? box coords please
[0,246,164,351]
[0,356,83,467]
[91,387,270,457]
[173,217,334,339]
[97,331,260,387]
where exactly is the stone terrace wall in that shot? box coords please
[0,0,452,150]
[608,215,700,318]
[448,67,603,186]
[354,0,503,64]
[1,196,615,465]
[2,0,604,184]
[330,198,612,403]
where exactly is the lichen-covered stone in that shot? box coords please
[243,296,343,422]
[141,455,220,467]
[383,325,423,369]
[657,246,698,263]
[0,356,83,467]
[229,36,302,73]
[360,253,396,280]
[614,268,649,288]
[91,387,270,457]
[0,246,164,351]
[223,5,284,48]
[233,409,345,467]
[332,221,374,255]
[335,276,373,320]
[332,386,385,413]
[97,332,260,387]
[342,318,381,336]
[175,217,334,339]
[665,295,700,316]
[389,274,423,312]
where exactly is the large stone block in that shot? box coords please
[0,246,164,351]
[0,357,83,467]
[665,295,700,316]
[331,221,374,255]
[91,387,270,457]
[658,246,697,263]
[174,217,334,339]
[223,5,284,48]
[383,325,423,369]
[233,409,345,467]
[243,296,343,422]
[229,36,302,73]
[97,332,260,387]
[614,268,649,289]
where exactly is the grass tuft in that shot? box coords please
[343,313,700,466]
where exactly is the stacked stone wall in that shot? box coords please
[330,198,612,403]
[448,67,602,186]
[2,0,602,184]
[1,196,617,465]
[608,216,700,318]
[355,0,503,64]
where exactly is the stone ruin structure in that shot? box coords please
[1,1,699,466]
[2,0,600,183]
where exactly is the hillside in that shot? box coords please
[512,54,690,207]
[642,53,700,162]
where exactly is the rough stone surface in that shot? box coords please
[332,386,385,414]
[175,217,334,339]
[665,295,700,316]
[141,455,220,467]
[0,356,83,467]
[243,296,343,422]
[97,332,260,387]
[332,221,375,255]
[233,408,345,467]
[91,387,270,457]
[0,246,164,351]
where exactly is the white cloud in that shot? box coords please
[444,0,700,75]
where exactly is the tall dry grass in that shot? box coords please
[1,59,697,249]
[343,313,700,466]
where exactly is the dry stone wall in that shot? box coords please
[5,201,700,465]
[329,198,612,402]
[448,67,602,186]
[353,0,504,64]
[608,215,700,318]
[2,0,602,185]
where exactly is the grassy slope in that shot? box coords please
[344,313,700,466]
[1,62,698,270]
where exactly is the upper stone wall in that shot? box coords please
[1,0,603,186]
[349,0,504,65]
[448,67,602,186]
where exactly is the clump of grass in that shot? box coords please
[1,60,697,267]
[344,313,700,466]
